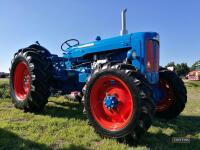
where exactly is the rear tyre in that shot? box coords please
[155,68,187,119]
[83,63,155,142]
[10,46,52,112]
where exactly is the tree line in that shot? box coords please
[0,72,9,78]
[165,60,200,77]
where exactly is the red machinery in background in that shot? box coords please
[186,62,200,80]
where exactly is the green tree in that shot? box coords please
[175,63,190,76]
[190,60,200,71]
[165,62,190,76]
[165,61,176,68]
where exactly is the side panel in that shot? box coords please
[131,39,141,71]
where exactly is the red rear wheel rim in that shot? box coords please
[156,78,174,112]
[13,61,31,101]
[90,75,134,131]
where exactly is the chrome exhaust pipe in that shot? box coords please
[120,8,128,35]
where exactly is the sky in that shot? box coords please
[0,0,200,72]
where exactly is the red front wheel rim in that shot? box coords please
[156,78,174,112]
[90,75,134,131]
[13,61,31,101]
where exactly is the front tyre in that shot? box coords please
[83,64,155,141]
[10,47,52,112]
[155,69,187,119]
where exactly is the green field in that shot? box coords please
[0,79,199,150]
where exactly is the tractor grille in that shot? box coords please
[146,40,159,72]
[155,41,159,71]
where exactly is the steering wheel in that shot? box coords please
[61,39,80,51]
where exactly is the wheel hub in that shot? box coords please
[104,95,119,110]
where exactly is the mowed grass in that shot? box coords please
[0,78,200,150]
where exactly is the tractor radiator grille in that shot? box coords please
[155,41,159,71]
[146,40,159,72]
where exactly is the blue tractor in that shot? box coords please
[10,9,187,141]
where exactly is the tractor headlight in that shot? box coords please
[132,51,137,59]
[127,50,137,60]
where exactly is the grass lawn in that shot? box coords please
[0,78,199,150]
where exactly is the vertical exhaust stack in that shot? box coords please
[120,9,128,35]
